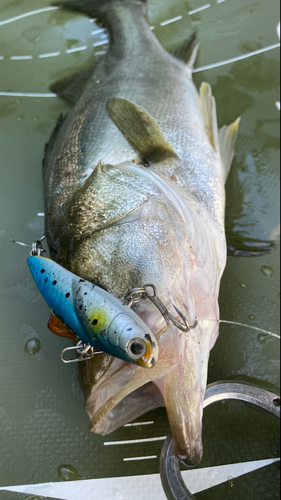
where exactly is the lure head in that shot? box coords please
[74,280,159,368]
[107,313,158,368]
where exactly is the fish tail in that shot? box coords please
[53,0,147,18]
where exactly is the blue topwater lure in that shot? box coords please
[27,255,159,368]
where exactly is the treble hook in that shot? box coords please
[122,284,197,333]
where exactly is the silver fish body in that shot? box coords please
[43,0,239,464]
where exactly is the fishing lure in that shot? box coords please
[27,255,159,368]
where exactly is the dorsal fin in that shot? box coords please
[169,32,199,68]
[50,60,103,103]
[199,82,219,151]
[218,118,240,181]
[106,98,179,164]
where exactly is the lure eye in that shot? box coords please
[126,338,147,359]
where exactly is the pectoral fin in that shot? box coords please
[107,98,179,164]
[48,312,78,339]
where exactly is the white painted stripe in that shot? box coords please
[124,421,154,427]
[276,101,280,110]
[188,4,211,15]
[0,56,3,60]
[160,15,182,26]
[277,22,280,40]
[0,92,57,97]
[37,213,45,217]
[93,40,108,47]
[66,45,88,54]
[123,455,157,462]
[10,55,32,60]
[193,43,280,72]
[0,7,59,27]
[0,459,279,499]
[91,28,106,35]
[104,436,167,446]
[150,26,155,30]
[95,50,107,56]
[38,52,60,58]
[217,0,226,3]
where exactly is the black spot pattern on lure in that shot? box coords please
[79,279,85,283]
[92,319,98,325]
[53,280,57,285]
[127,327,132,332]
[79,304,83,310]
[84,292,87,295]
[41,269,45,274]
[45,277,48,283]
[65,292,70,298]
[144,333,152,342]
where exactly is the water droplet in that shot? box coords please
[260,265,274,278]
[24,338,41,355]
[58,464,80,481]
[240,283,247,289]
[248,314,255,320]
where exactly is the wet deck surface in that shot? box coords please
[0,0,279,499]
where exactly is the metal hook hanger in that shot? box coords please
[160,381,280,500]
[10,235,46,256]
[61,341,103,364]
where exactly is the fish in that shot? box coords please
[43,0,240,465]
[27,255,159,367]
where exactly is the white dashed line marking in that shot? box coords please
[160,15,182,26]
[188,4,211,15]
[38,52,60,58]
[10,55,33,60]
[0,56,3,60]
[0,92,57,97]
[194,43,280,72]
[66,45,88,54]
[124,421,154,427]
[276,101,280,110]
[93,40,108,47]
[37,213,45,216]
[0,6,59,27]
[217,0,226,3]
[91,28,106,35]
[104,436,166,446]
[123,455,157,462]
[95,50,107,55]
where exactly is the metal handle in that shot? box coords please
[160,381,280,500]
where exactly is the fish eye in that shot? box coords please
[126,338,147,359]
